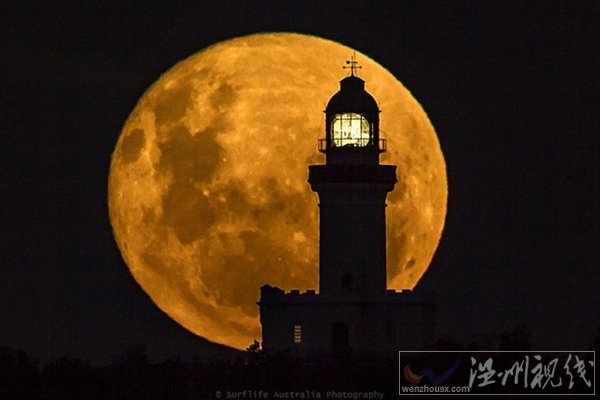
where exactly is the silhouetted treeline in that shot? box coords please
[1,326,598,399]
[0,345,399,399]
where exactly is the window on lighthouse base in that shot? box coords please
[294,324,302,344]
[332,113,371,147]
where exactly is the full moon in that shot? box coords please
[108,33,447,349]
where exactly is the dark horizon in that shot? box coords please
[2,1,598,368]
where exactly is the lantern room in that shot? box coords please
[319,57,386,165]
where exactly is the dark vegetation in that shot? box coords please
[2,326,597,399]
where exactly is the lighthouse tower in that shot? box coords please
[309,57,396,302]
[259,58,434,358]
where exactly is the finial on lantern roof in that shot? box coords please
[343,52,362,76]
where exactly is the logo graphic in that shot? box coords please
[400,351,595,395]
[404,365,426,385]
[404,357,461,386]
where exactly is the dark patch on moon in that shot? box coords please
[120,128,146,163]
[153,82,194,126]
[142,251,168,273]
[141,205,157,226]
[218,180,252,214]
[161,184,217,244]
[387,231,407,280]
[157,125,225,184]
[209,82,236,111]
[156,124,226,244]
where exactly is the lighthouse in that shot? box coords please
[259,57,434,358]
[309,56,396,302]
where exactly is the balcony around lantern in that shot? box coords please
[318,138,387,153]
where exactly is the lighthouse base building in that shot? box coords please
[259,286,434,358]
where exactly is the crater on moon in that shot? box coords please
[108,33,447,349]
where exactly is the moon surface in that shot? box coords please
[108,33,447,349]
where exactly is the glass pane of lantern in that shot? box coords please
[332,113,370,147]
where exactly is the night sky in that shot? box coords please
[2,1,598,365]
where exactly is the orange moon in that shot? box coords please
[108,33,447,349]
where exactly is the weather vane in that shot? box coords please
[343,52,362,76]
